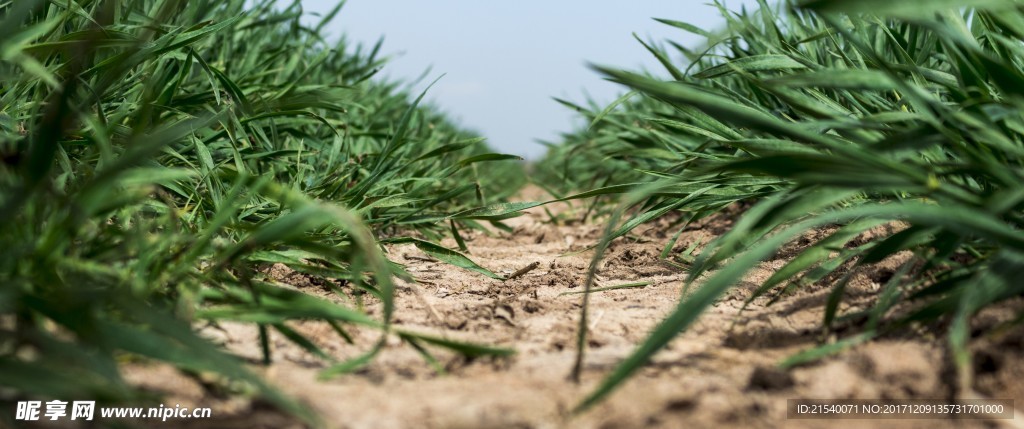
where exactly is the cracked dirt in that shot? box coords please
[115,187,1023,429]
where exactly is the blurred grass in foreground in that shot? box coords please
[0,0,525,423]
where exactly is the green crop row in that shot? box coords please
[537,0,1024,410]
[0,0,524,423]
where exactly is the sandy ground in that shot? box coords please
[106,187,1024,429]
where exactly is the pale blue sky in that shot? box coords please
[299,1,762,159]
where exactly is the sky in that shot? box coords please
[299,1,763,159]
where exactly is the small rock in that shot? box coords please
[746,366,794,391]
[494,304,516,326]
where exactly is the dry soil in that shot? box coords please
[117,186,1023,429]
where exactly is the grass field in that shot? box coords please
[2,0,1023,427]
[540,0,1024,410]
[1,0,525,423]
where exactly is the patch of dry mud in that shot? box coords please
[121,187,1022,429]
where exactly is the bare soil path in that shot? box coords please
[127,187,1023,429]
